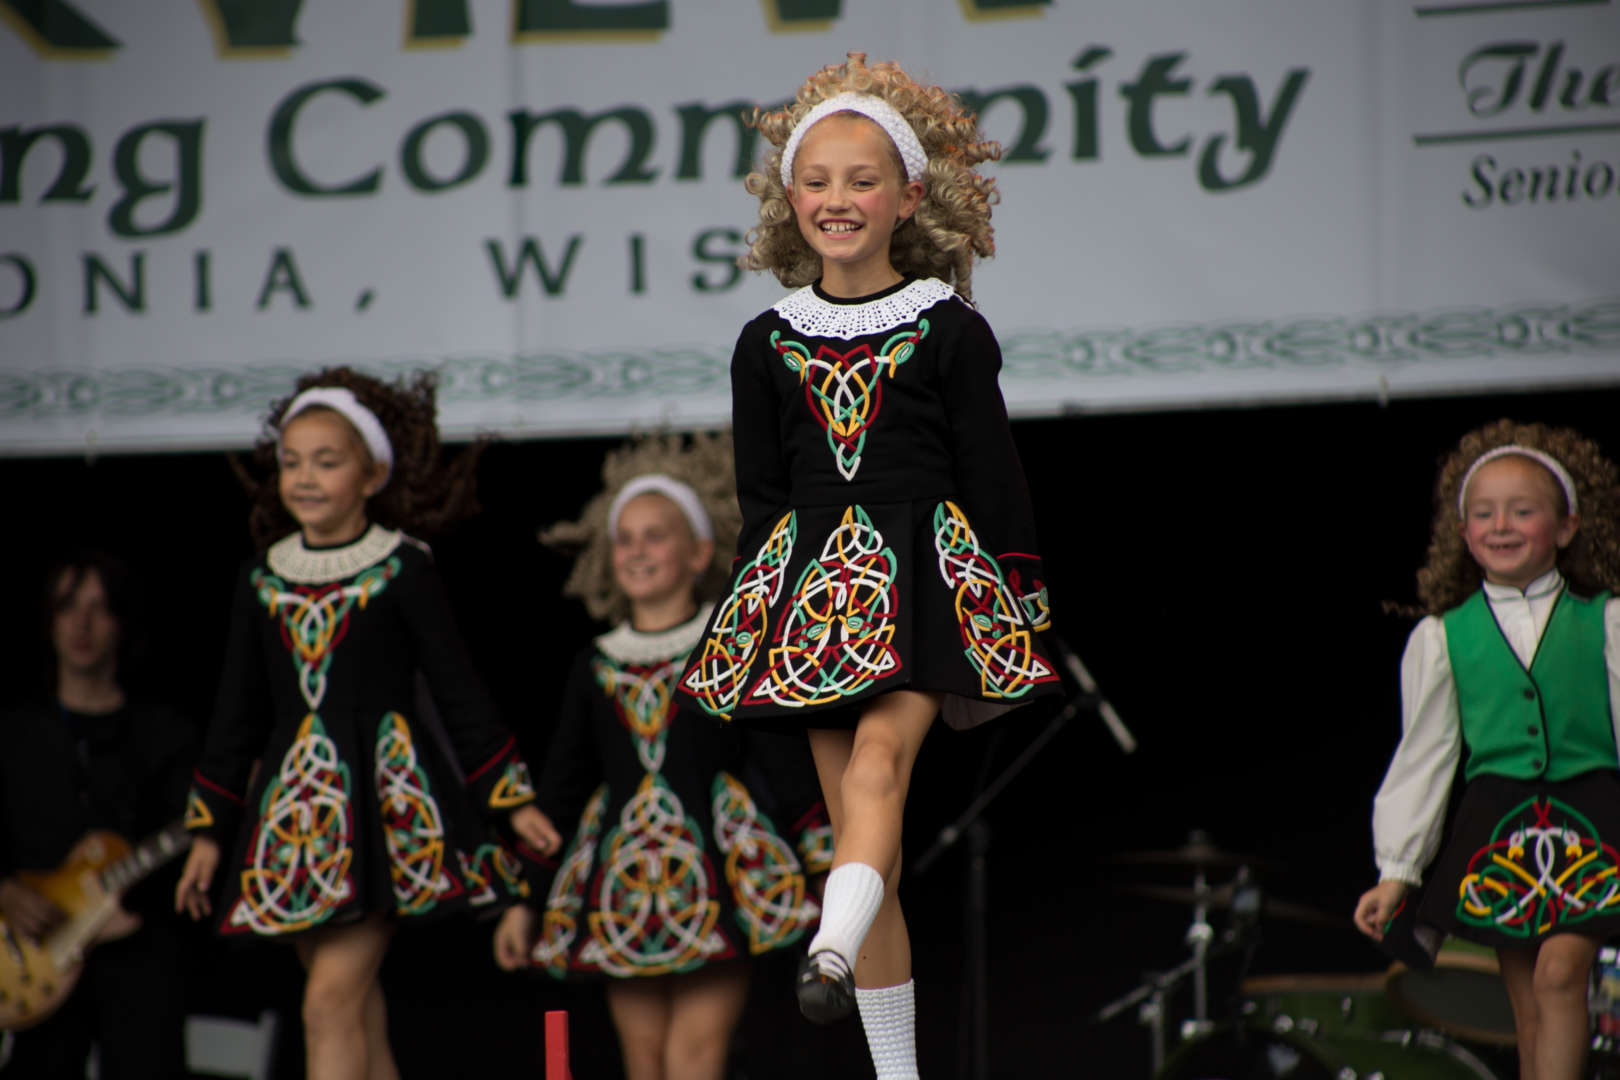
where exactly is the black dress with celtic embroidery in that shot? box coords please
[524,605,832,979]
[184,525,537,937]
[677,276,1061,730]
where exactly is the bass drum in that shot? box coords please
[1158,1026,1500,1080]
[1385,939,1517,1047]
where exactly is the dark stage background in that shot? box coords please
[5,385,1618,1078]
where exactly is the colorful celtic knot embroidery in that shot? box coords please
[252,559,399,713]
[1457,795,1620,937]
[183,788,214,831]
[374,712,454,917]
[710,772,820,954]
[457,843,528,908]
[227,713,354,935]
[797,819,834,877]
[535,784,608,976]
[774,322,927,481]
[743,505,900,709]
[594,656,684,773]
[682,512,797,720]
[487,759,536,809]
[580,774,728,977]
[1006,566,1053,633]
[933,501,1057,700]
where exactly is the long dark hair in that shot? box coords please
[40,548,137,695]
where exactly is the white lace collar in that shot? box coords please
[772,277,958,340]
[595,603,715,665]
[265,524,404,584]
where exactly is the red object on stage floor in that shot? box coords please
[545,1011,571,1080]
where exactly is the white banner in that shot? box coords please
[1,0,1616,455]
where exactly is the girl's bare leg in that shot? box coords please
[294,914,394,1080]
[606,977,673,1080]
[363,980,398,1080]
[1498,945,1540,1080]
[834,690,939,884]
[1531,934,1597,1080]
[662,963,751,1080]
[806,693,938,987]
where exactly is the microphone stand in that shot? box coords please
[911,638,1136,1080]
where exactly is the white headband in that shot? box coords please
[277,387,394,483]
[608,474,713,543]
[1457,444,1578,518]
[780,92,928,188]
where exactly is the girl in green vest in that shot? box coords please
[1354,419,1620,1080]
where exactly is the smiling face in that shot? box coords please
[277,407,386,545]
[611,492,712,618]
[787,112,925,297]
[51,568,120,678]
[1458,454,1579,589]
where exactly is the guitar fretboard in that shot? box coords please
[97,823,188,894]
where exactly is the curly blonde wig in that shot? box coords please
[541,431,740,625]
[1403,419,1620,615]
[238,366,485,550]
[742,52,1002,301]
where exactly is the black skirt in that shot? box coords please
[679,498,1061,732]
[1411,769,1620,950]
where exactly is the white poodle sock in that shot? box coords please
[857,980,919,1079]
[806,861,885,972]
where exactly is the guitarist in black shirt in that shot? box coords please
[0,551,197,1078]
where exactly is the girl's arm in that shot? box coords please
[396,554,535,815]
[1371,616,1463,884]
[730,325,789,554]
[1606,597,1620,761]
[939,311,1048,624]
[185,568,274,842]
[532,651,604,846]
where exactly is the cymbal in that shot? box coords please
[1116,882,1345,930]
[1104,841,1276,871]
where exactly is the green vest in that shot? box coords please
[1443,587,1615,782]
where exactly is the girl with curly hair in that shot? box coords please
[674,53,1061,1075]
[173,367,559,1080]
[1355,420,1620,1080]
[490,432,831,1080]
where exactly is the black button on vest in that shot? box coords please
[1529,725,1541,736]
[1522,688,1536,700]
[1532,758,1544,769]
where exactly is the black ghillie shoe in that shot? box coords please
[796,949,855,1024]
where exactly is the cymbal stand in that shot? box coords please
[1092,949,1207,1076]
[1091,861,1262,1079]
[1187,866,1213,1038]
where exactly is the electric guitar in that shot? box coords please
[0,822,189,1030]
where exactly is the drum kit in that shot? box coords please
[1093,831,1620,1080]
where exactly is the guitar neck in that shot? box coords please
[96,822,189,896]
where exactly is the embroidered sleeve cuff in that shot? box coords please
[456,841,538,910]
[466,738,536,814]
[794,801,834,876]
[184,769,246,837]
[997,553,1051,632]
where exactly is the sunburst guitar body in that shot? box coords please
[0,823,188,1030]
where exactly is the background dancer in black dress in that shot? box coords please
[174,368,560,1080]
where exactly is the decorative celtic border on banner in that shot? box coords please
[0,350,730,420]
[1,300,1616,425]
[996,298,1620,380]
